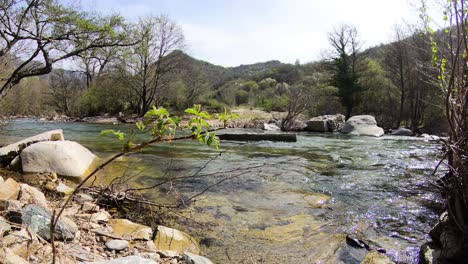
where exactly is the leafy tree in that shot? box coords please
[118,15,185,115]
[0,0,130,98]
[327,24,364,119]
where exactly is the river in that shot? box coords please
[0,119,443,263]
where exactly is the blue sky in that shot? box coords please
[73,0,424,66]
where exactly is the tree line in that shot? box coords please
[0,0,448,134]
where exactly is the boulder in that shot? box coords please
[282,119,307,131]
[306,114,346,132]
[183,252,214,264]
[340,115,384,137]
[19,204,76,241]
[154,225,200,254]
[391,128,414,136]
[21,140,97,177]
[1,229,43,258]
[263,123,281,131]
[108,218,153,241]
[0,178,20,201]
[0,129,64,167]
[82,116,121,124]
[18,184,49,208]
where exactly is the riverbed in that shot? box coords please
[0,119,444,263]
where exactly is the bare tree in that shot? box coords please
[48,69,83,115]
[119,15,185,115]
[0,0,131,98]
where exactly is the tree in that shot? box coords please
[0,0,131,98]
[118,15,185,115]
[48,69,83,115]
[422,0,468,261]
[327,24,364,119]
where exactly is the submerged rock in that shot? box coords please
[154,225,200,254]
[21,140,97,177]
[0,178,20,200]
[340,115,384,137]
[361,250,394,264]
[0,129,64,167]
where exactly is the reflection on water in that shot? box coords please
[0,119,443,263]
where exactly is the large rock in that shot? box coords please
[0,178,20,201]
[105,239,129,251]
[108,219,153,241]
[306,114,345,132]
[18,204,76,241]
[0,129,64,167]
[154,225,200,254]
[340,115,384,137]
[21,140,97,177]
[391,127,414,136]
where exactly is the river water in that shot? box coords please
[0,119,444,263]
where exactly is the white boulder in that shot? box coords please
[20,141,97,177]
[340,115,384,137]
[0,129,64,167]
[263,123,281,131]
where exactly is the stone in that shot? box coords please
[420,243,441,264]
[91,210,111,222]
[7,155,21,171]
[0,178,20,200]
[75,193,94,203]
[340,115,385,137]
[20,204,75,241]
[56,182,74,194]
[391,127,414,136]
[263,123,281,131]
[105,239,129,251]
[82,201,99,212]
[361,250,394,264]
[84,256,157,264]
[108,218,153,241]
[0,129,64,167]
[282,119,307,131]
[21,140,97,177]
[138,253,160,261]
[156,250,179,258]
[303,193,331,208]
[0,216,12,235]
[2,229,42,258]
[0,248,29,264]
[18,184,49,208]
[154,225,200,254]
[0,175,3,183]
[82,116,121,125]
[306,114,346,132]
[183,252,214,264]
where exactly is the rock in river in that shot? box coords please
[0,129,64,167]
[391,127,414,136]
[108,218,153,241]
[21,140,97,177]
[340,115,384,137]
[154,225,200,254]
[306,114,345,132]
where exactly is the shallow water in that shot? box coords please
[0,119,444,263]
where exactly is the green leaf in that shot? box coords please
[100,129,125,140]
[185,108,198,115]
[136,121,145,130]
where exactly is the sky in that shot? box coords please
[73,0,425,67]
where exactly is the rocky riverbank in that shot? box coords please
[0,130,214,264]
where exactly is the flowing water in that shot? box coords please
[0,119,444,263]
